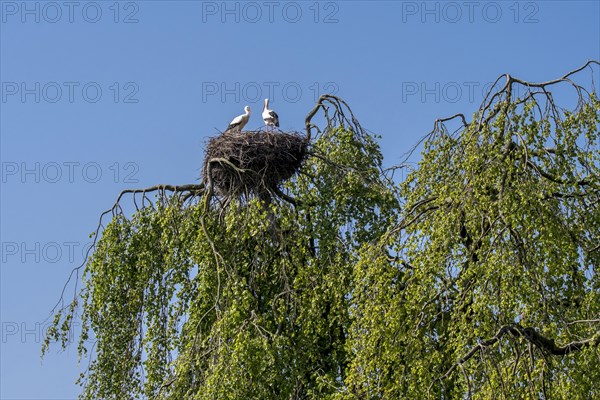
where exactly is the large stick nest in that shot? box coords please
[203,130,309,200]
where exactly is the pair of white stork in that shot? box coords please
[226,98,279,133]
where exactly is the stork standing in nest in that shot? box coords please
[225,106,251,133]
[262,98,279,132]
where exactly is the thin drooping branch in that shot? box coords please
[273,187,303,207]
[508,60,599,89]
[402,61,599,169]
[396,60,599,237]
[480,60,599,122]
[305,94,365,142]
[437,325,600,386]
[114,184,205,204]
[49,182,207,319]
[526,160,594,187]
[400,114,467,164]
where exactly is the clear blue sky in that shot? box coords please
[1,1,598,398]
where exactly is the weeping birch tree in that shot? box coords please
[45,61,599,399]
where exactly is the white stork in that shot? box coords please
[262,98,279,132]
[225,106,251,133]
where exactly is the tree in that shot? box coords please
[45,62,599,399]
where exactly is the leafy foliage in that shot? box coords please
[44,66,600,399]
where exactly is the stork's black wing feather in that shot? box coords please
[226,122,240,132]
[269,111,280,127]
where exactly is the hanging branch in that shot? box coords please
[305,94,366,142]
[400,60,600,394]
[47,182,206,319]
[396,60,600,234]
[478,60,599,130]
[434,324,600,389]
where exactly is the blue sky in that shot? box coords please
[1,1,599,398]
